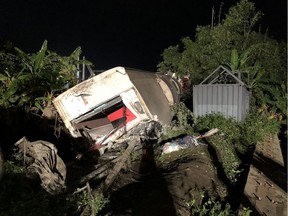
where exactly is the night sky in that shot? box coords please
[0,0,286,71]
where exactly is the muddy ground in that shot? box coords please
[1,132,285,216]
[96,132,287,216]
[106,147,224,215]
[95,142,239,216]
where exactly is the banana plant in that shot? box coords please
[15,40,48,74]
[0,40,91,113]
[229,48,251,72]
[247,61,264,88]
[226,48,265,88]
[0,70,33,109]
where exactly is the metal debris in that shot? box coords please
[162,128,219,155]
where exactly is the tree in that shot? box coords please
[158,0,287,118]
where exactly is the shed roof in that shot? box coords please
[200,65,247,86]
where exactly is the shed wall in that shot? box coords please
[193,84,249,121]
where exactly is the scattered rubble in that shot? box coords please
[162,128,219,155]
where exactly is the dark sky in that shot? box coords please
[0,0,286,71]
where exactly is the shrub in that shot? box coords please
[193,113,242,183]
[240,110,280,145]
[194,113,241,144]
[187,191,234,216]
[161,102,195,142]
[171,102,195,129]
[67,189,109,216]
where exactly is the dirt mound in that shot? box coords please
[101,144,228,216]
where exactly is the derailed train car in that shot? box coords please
[53,66,181,154]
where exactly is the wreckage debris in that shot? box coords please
[75,121,163,191]
[162,128,219,155]
[53,66,181,154]
[15,137,66,195]
[103,136,139,192]
[162,136,199,155]
[8,67,191,195]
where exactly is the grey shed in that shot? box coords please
[193,66,250,122]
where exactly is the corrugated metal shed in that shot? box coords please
[193,66,250,121]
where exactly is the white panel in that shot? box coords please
[193,84,249,121]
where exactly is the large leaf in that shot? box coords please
[33,40,48,73]
[239,48,252,69]
[8,95,20,103]
[14,47,33,73]
[18,95,31,106]
[0,73,9,82]
[2,86,17,99]
[14,47,30,59]
[69,46,82,60]
[17,72,33,82]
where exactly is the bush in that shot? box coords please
[194,113,241,144]
[171,102,195,129]
[68,190,109,216]
[187,191,249,216]
[240,111,280,145]
[193,113,242,183]
[161,102,195,142]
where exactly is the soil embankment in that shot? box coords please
[243,135,287,216]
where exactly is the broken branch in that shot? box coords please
[75,157,120,186]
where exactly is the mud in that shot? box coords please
[100,144,229,216]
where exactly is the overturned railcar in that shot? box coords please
[53,67,181,153]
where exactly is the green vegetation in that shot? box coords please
[0,160,109,216]
[66,189,109,216]
[194,113,240,144]
[0,40,91,114]
[187,192,233,216]
[158,0,287,120]
[240,109,281,146]
[159,0,285,187]
[163,108,280,184]
[187,191,252,216]
[162,102,195,140]
[197,112,279,183]
[161,108,279,214]
[0,41,95,216]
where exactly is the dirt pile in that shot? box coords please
[101,144,228,216]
